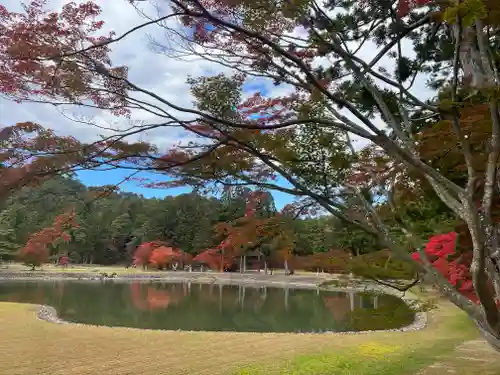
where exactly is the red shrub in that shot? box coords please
[133,241,191,269]
[132,242,156,266]
[149,246,178,269]
[412,232,481,304]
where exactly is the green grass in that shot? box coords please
[234,291,484,375]
[0,281,496,375]
[237,339,461,375]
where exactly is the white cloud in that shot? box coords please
[0,0,235,152]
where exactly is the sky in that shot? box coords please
[76,168,295,209]
[0,0,435,211]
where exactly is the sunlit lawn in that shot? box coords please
[1,288,498,375]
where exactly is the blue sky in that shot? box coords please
[76,169,295,210]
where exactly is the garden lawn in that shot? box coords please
[0,290,495,375]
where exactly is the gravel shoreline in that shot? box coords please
[35,302,426,335]
[1,271,427,334]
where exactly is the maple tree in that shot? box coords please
[133,241,192,269]
[132,241,162,268]
[2,0,500,349]
[193,248,237,271]
[210,190,298,272]
[18,210,77,270]
[149,246,187,269]
[1,123,77,200]
[148,246,175,269]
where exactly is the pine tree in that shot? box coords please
[0,205,21,261]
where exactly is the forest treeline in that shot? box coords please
[0,176,380,265]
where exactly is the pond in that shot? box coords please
[0,281,415,333]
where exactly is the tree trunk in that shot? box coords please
[476,320,500,353]
[453,24,488,88]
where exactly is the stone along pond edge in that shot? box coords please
[0,272,427,335]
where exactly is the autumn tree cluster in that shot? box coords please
[0,176,364,268]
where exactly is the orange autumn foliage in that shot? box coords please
[133,241,192,269]
[149,246,190,269]
[149,246,178,268]
[18,210,78,269]
[192,249,237,271]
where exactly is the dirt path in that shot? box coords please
[417,339,500,374]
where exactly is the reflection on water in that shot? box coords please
[0,281,414,333]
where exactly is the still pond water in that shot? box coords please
[0,281,414,333]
